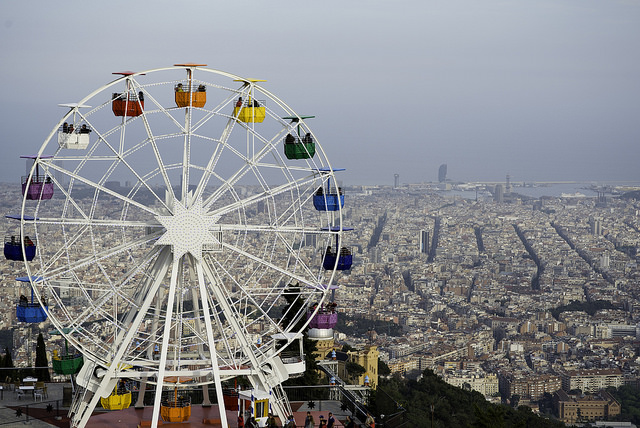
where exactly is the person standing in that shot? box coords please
[266,413,278,428]
[305,411,315,428]
[327,412,335,428]
[284,414,296,428]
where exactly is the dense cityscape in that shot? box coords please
[2,175,640,426]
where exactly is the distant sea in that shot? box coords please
[443,182,640,200]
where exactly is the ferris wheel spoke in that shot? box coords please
[151,255,182,424]
[208,173,319,219]
[54,246,163,331]
[40,229,161,280]
[109,122,176,210]
[59,120,171,211]
[192,119,238,202]
[219,223,330,280]
[219,241,323,292]
[32,217,157,228]
[199,259,277,377]
[203,254,284,338]
[193,258,229,427]
[44,161,160,217]
[201,124,288,209]
[78,247,172,366]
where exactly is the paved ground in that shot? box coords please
[0,382,67,427]
[0,383,354,427]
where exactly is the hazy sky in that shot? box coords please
[1,0,639,186]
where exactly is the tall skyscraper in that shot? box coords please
[438,164,447,183]
[394,174,399,189]
[305,233,317,247]
[506,174,512,194]
[419,230,430,254]
[494,184,504,203]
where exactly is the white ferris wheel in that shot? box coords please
[17,64,351,427]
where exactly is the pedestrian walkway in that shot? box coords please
[0,383,68,427]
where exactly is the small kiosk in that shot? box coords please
[238,389,271,427]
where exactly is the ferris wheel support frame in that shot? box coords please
[20,65,345,427]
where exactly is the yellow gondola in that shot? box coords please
[100,382,131,410]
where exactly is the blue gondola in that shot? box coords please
[4,235,36,261]
[322,248,353,270]
[16,276,47,323]
[4,215,38,261]
[321,226,354,271]
[313,190,345,211]
[313,168,346,211]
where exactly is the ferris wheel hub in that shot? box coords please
[155,197,220,261]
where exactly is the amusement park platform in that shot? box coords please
[0,382,348,427]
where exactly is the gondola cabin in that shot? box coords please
[175,84,206,107]
[174,63,207,108]
[15,276,48,323]
[323,246,353,270]
[4,214,37,261]
[232,78,267,123]
[100,384,132,410]
[112,92,144,117]
[272,332,305,378]
[283,116,316,159]
[238,389,270,427]
[321,226,354,271]
[57,104,92,149]
[52,350,84,375]
[233,98,266,123]
[284,135,316,159]
[4,235,36,261]
[111,71,145,117]
[313,186,344,211]
[50,328,84,375]
[160,390,192,422]
[307,305,338,330]
[21,156,54,200]
[58,125,90,149]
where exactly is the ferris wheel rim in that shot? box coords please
[20,65,345,373]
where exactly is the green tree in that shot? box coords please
[372,369,565,428]
[510,394,520,408]
[341,343,356,353]
[378,359,391,377]
[35,332,50,382]
[346,361,366,381]
[2,346,14,380]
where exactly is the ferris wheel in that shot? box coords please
[18,64,351,427]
